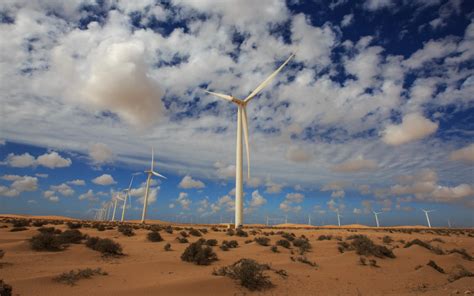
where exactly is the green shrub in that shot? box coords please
[147,231,163,242]
[212,259,273,291]
[85,237,122,256]
[181,241,218,265]
[58,230,84,244]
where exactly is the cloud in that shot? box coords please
[2,153,36,167]
[8,176,38,192]
[89,143,114,164]
[279,200,302,213]
[450,143,474,163]
[67,179,86,186]
[363,0,394,11]
[279,192,304,213]
[131,184,159,205]
[176,192,192,210]
[35,173,48,178]
[382,113,438,145]
[50,183,74,196]
[353,208,362,215]
[214,162,235,179]
[249,190,267,208]
[44,191,59,202]
[179,175,205,189]
[285,192,304,203]
[341,14,353,27]
[36,151,72,168]
[78,189,97,201]
[92,174,116,185]
[2,151,71,168]
[265,179,284,194]
[331,190,345,198]
[321,181,348,191]
[0,186,19,197]
[246,177,262,187]
[285,145,312,163]
[331,157,378,173]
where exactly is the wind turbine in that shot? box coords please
[308,214,311,226]
[111,192,125,222]
[204,53,296,228]
[373,211,382,228]
[422,209,434,228]
[141,148,166,224]
[121,175,135,222]
[336,209,342,227]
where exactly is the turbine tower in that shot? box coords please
[121,175,135,222]
[141,148,166,224]
[308,214,311,226]
[422,209,434,228]
[373,211,382,227]
[204,53,295,228]
[336,209,342,227]
[111,193,125,222]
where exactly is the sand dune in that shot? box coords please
[1,216,473,295]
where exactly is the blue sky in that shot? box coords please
[0,0,473,227]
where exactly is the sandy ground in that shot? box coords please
[0,215,473,295]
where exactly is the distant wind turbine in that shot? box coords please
[373,211,382,228]
[141,148,166,224]
[308,214,311,226]
[422,209,434,228]
[336,209,342,227]
[121,175,135,222]
[204,53,296,227]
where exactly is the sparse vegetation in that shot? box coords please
[164,226,173,234]
[53,268,108,286]
[235,228,248,237]
[85,237,123,257]
[189,228,202,237]
[177,237,189,244]
[271,246,279,253]
[226,229,235,236]
[30,232,64,251]
[164,243,172,251]
[180,231,189,237]
[0,279,12,296]
[254,237,270,246]
[317,234,332,241]
[221,240,238,249]
[66,222,82,229]
[404,239,444,255]
[342,235,395,258]
[118,225,135,237]
[205,239,218,246]
[448,265,474,282]
[212,258,273,291]
[448,248,473,261]
[427,260,445,273]
[276,239,291,249]
[293,237,311,254]
[10,226,28,232]
[147,231,163,242]
[382,236,393,244]
[58,229,84,244]
[181,241,218,265]
[359,256,367,265]
[293,256,318,267]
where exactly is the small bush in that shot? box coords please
[189,228,202,237]
[181,241,218,265]
[235,228,248,237]
[66,222,82,229]
[369,259,378,267]
[13,219,29,227]
[118,225,135,237]
[255,237,270,246]
[226,229,235,236]
[448,265,474,282]
[222,240,238,249]
[404,239,444,255]
[38,227,60,234]
[164,226,173,234]
[281,232,295,241]
[58,230,84,244]
[347,235,395,258]
[295,256,318,267]
[271,246,279,253]
[276,239,291,249]
[10,227,28,232]
[427,260,445,273]
[85,237,122,256]
[53,268,107,286]
[212,258,273,291]
[359,256,367,265]
[0,249,4,260]
[177,237,189,243]
[199,228,208,234]
[180,231,189,237]
[382,236,393,244]
[431,237,444,243]
[317,235,332,241]
[0,279,12,296]
[32,220,46,227]
[164,243,172,251]
[30,233,64,251]
[147,231,163,242]
[220,244,229,251]
[293,237,311,254]
[448,248,473,261]
[205,239,218,246]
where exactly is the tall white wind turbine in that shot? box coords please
[204,53,296,228]
[373,211,382,227]
[141,148,166,224]
[111,193,125,222]
[422,209,434,228]
[336,209,342,227]
[121,175,135,222]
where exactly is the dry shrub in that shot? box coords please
[254,237,270,246]
[181,241,218,265]
[404,239,444,255]
[147,231,163,242]
[85,237,123,257]
[53,268,107,286]
[448,265,474,282]
[426,260,445,273]
[212,259,273,291]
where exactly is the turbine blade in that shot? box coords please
[152,171,167,179]
[151,148,154,171]
[204,90,233,102]
[244,53,295,103]
[241,106,250,180]
[128,175,135,191]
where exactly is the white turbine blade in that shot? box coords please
[241,106,250,180]
[152,171,167,179]
[244,53,295,103]
[151,148,154,171]
[128,175,135,191]
[204,90,233,102]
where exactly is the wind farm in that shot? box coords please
[1,1,474,295]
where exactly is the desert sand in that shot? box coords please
[1,215,473,295]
